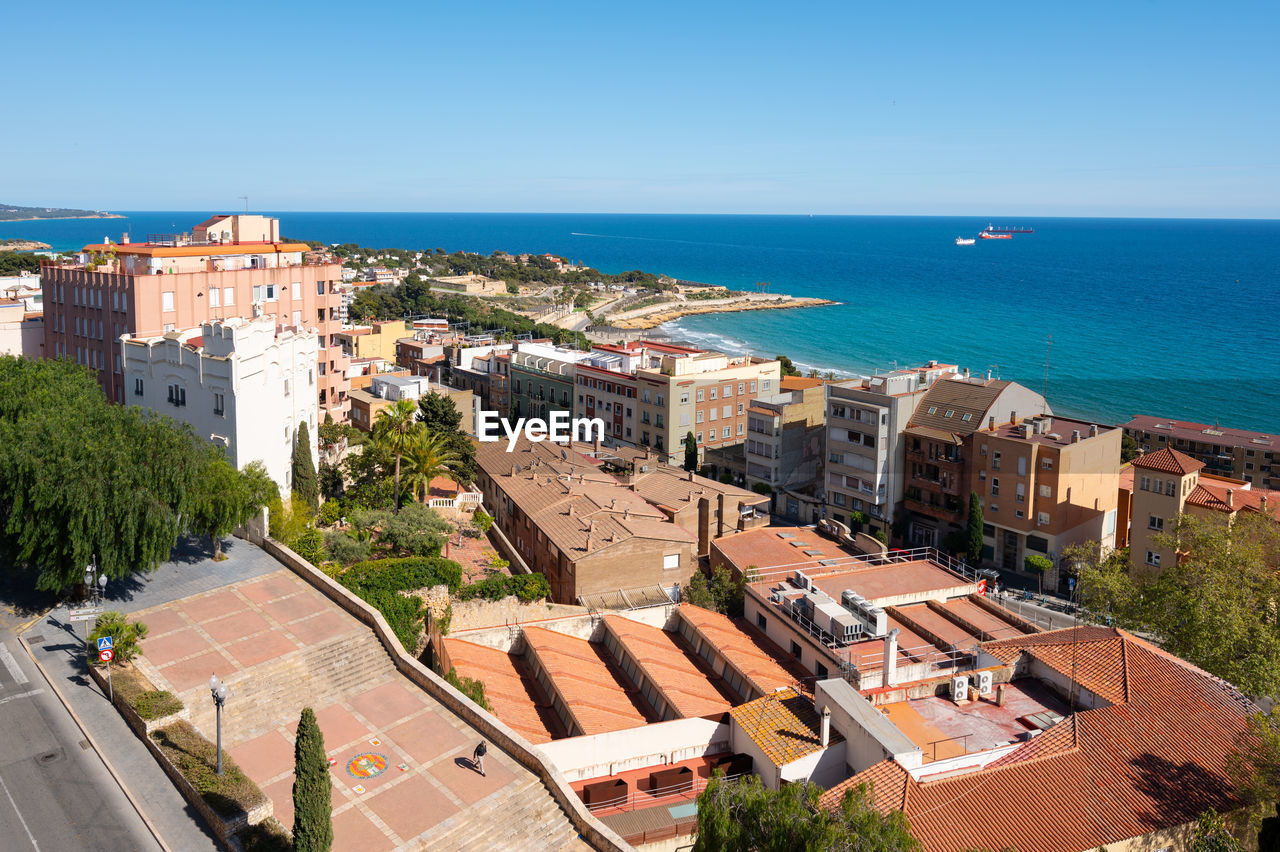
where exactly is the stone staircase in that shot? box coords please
[417,777,593,852]
[184,630,399,745]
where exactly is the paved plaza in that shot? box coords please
[131,567,587,850]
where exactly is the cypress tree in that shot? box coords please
[684,431,698,472]
[966,492,984,565]
[292,422,319,513]
[292,707,332,852]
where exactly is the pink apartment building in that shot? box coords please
[41,215,352,420]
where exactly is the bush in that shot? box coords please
[1025,553,1053,574]
[445,667,491,710]
[89,612,149,664]
[237,819,292,852]
[685,564,746,616]
[108,664,184,720]
[318,500,343,527]
[751,482,773,496]
[872,529,889,546]
[150,721,267,818]
[337,556,464,649]
[325,531,372,566]
[472,509,494,533]
[291,527,326,566]
[455,572,550,603]
[134,690,184,720]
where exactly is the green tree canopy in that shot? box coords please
[1069,510,1280,697]
[684,431,698,472]
[966,492,984,564]
[372,398,420,510]
[292,422,319,513]
[292,707,332,852]
[0,357,207,592]
[685,564,748,617]
[189,452,275,559]
[417,392,477,483]
[693,775,919,852]
[402,429,463,503]
[776,354,801,377]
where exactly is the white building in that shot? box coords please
[0,300,43,358]
[120,315,319,494]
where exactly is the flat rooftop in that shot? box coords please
[810,560,973,605]
[881,679,1069,766]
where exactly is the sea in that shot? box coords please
[5,212,1278,433]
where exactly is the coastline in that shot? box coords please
[606,295,836,330]
[0,240,52,252]
[0,214,125,223]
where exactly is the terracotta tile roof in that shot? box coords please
[1118,463,1134,492]
[824,629,1251,852]
[521,627,649,735]
[728,687,841,767]
[601,615,732,718]
[1186,481,1280,520]
[779,376,824,390]
[675,606,803,694]
[443,638,558,743]
[1130,447,1204,475]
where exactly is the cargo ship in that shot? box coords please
[978,231,1012,240]
[982,224,1034,234]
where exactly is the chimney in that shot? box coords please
[882,628,900,687]
[1089,424,1098,438]
[698,497,711,557]
[986,370,992,380]
[623,507,631,520]
[687,470,694,481]
[1261,494,1268,515]
[1071,430,1081,444]
[121,232,130,245]
[962,367,969,378]
[996,683,1007,707]
[509,464,517,477]
[820,706,832,747]
[988,416,996,431]
[718,492,727,537]
[1009,411,1017,425]
[1226,489,1234,508]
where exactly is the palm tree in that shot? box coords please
[372,398,419,510]
[402,430,463,503]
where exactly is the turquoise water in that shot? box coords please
[5,212,1277,431]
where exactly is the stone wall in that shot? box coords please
[253,535,630,852]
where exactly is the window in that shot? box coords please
[979,470,986,481]
[992,451,1001,470]
[134,378,143,396]
[927,406,937,414]
[1165,480,1175,496]
[832,491,846,506]
[1037,512,1050,525]
[223,287,234,305]
[990,478,1000,496]
[829,452,843,464]
[1041,457,1053,470]
[815,663,829,680]
[1017,456,1027,476]
[1140,475,1151,491]
[1016,483,1026,503]
[761,379,771,391]
[696,410,703,423]
[756,613,768,630]
[680,392,689,404]
[284,379,291,397]
[1015,510,1025,518]
[943,409,954,418]
[962,413,972,422]
[1146,551,1161,567]
[213,392,225,416]
[722,427,731,438]
[1148,515,1164,531]
[709,408,717,422]
[737,403,744,414]
[1039,484,1051,498]
[209,287,220,307]
[663,553,679,570]
[789,640,802,660]
[737,423,743,435]
[162,291,175,311]
[696,389,704,402]
[749,380,757,392]
[696,432,702,443]
[738,382,745,394]
[709,388,717,400]
[723,385,733,397]
[722,405,731,418]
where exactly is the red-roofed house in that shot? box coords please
[1129,447,1280,571]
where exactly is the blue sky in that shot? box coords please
[5,1,1277,216]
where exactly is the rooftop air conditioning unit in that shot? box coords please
[951,675,970,700]
[975,671,994,695]
[794,571,811,591]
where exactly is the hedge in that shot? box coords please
[150,721,267,818]
[110,664,184,721]
[336,556,463,650]
[455,573,550,603]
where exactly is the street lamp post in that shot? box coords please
[83,559,107,660]
[208,675,229,775]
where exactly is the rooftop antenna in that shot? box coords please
[239,196,249,214]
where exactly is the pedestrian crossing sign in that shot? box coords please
[97,636,113,652]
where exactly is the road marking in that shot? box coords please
[0,771,40,850]
[0,644,29,685]
[0,689,44,707]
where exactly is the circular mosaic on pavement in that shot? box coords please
[346,752,388,779]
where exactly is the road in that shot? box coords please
[0,621,160,852]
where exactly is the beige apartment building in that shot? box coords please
[744,376,827,514]
[1123,414,1279,488]
[40,215,351,420]
[1128,447,1280,573]
[969,414,1121,592]
[333,319,410,362]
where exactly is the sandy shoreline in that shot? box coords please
[607,296,836,330]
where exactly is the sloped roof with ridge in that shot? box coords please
[819,628,1251,852]
[1130,447,1204,475]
